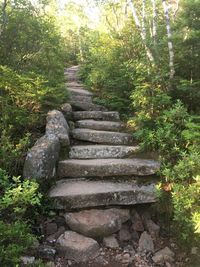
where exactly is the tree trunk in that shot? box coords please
[162,0,175,79]
[151,0,157,44]
[129,0,154,63]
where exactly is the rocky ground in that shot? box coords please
[21,206,199,267]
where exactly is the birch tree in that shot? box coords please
[162,0,175,79]
[151,0,157,44]
[128,0,155,63]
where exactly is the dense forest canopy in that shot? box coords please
[0,0,199,265]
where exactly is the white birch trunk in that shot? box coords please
[151,0,157,44]
[162,0,175,79]
[142,0,146,39]
[129,0,154,63]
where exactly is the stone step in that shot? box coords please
[58,158,160,178]
[69,145,140,159]
[73,111,120,121]
[49,179,157,209]
[68,87,93,96]
[72,129,133,145]
[70,101,106,111]
[75,120,124,131]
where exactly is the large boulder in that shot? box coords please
[23,134,60,180]
[57,231,99,262]
[64,208,130,238]
[46,110,70,147]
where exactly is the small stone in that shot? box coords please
[152,246,175,264]
[103,235,119,248]
[131,208,144,232]
[46,226,65,244]
[118,228,132,242]
[121,253,131,264]
[21,256,35,265]
[138,231,154,253]
[68,260,72,266]
[145,219,160,239]
[38,245,56,261]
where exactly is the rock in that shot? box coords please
[69,145,140,159]
[145,219,160,239]
[23,134,60,180]
[76,120,124,131]
[46,226,65,244]
[58,158,160,178]
[138,231,154,253]
[56,231,99,262]
[37,245,56,261]
[21,256,35,265]
[121,253,131,264]
[103,236,119,248]
[131,209,144,232]
[61,103,72,120]
[118,228,132,242]
[45,222,58,236]
[73,111,120,121]
[49,179,157,209]
[72,128,133,145]
[64,208,130,238]
[152,247,175,264]
[46,110,70,147]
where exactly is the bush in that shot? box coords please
[0,169,42,265]
[0,220,36,267]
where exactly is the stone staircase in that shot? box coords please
[47,66,161,264]
[49,66,160,212]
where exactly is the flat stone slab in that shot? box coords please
[72,129,133,145]
[68,87,93,96]
[70,101,105,111]
[57,231,99,262]
[75,120,124,131]
[49,179,157,209]
[23,134,60,180]
[73,111,120,121]
[46,110,70,146]
[64,208,130,238]
[58,158,160,178]
[69,145,140,159]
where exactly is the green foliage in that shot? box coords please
[0,220,35,267]
[0,169,42,266]
[134,101,190,159]
[172,175,200,243]
[0,168,42,220]
[0,0,69,175]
